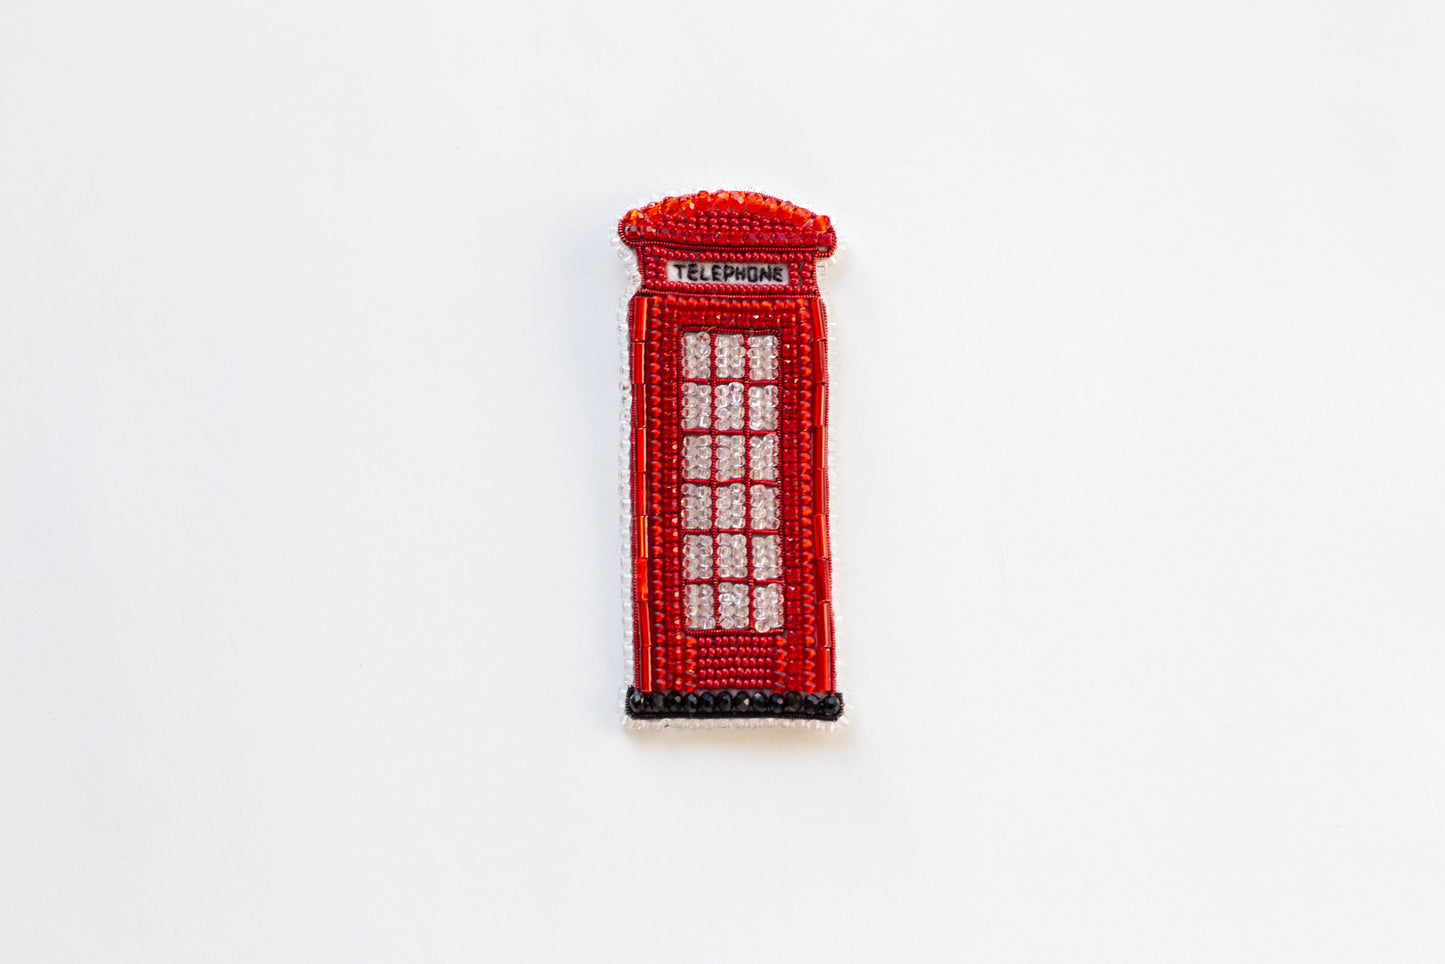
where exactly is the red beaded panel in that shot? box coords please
[632,295,831,693]
[623,191,838,707]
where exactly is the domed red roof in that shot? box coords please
[619,191,835,255]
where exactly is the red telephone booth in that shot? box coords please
[620,191,842,721]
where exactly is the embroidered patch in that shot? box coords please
[620,191,842,723]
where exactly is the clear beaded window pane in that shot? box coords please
[753,584,783,632]
[748,384,777,431]
[714,382,745,430]
[682,383,711,429]
[752,535,781,581]
[686,584,715,630]
[749,434,777,481]
[715,483,746,530]
[684,535,713,580]
[717,583,749,630]
[683,333,711,379]
[748,335,778,381]
[716,534,748,579]
[750,485,778,530]
[715,333,746,379]
[715,436,745,481]
[682,436,711,480]
[682,484,711,529]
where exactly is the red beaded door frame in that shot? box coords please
[620,191,841,722]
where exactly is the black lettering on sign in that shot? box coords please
[664,261,789,286]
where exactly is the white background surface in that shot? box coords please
[2,1,1442,960]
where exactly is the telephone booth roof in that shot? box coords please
[619,191,836,256]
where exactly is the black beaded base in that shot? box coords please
[626,686,843,721]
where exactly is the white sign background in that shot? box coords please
[665,260,790,284]
[1,2,1442,962]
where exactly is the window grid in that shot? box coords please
[680,331,783,633]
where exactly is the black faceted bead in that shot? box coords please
[628,690,646,713]
[751,691,768,711]
[769,694,786,712]
[803,694,822,715]
[684,692,699,712]
[716,692,733,712]
[666,691,684,711]
[784,692,802,712]
[821,695,841,716]
[734,692,751,711]
[698,692,716,713]
[649,691,666,711]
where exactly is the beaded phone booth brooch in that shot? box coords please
[620,191,843,724]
